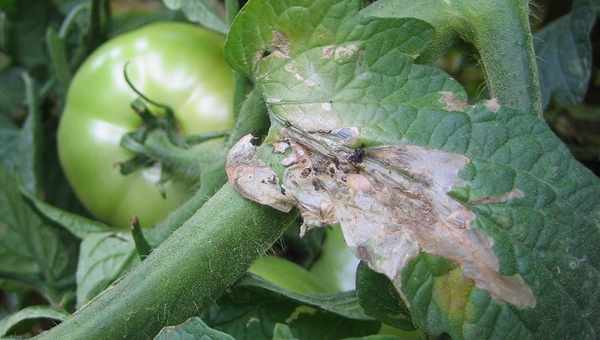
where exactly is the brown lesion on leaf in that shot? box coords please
[470,188,524,205]
[254,31,291,66]
[227,125,536,308]
[271,31,291,58]
[226,135,293,212]
[484,98,501,112]
[439,91,468,112]
[320,43,361,62]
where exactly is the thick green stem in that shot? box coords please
[463,0,542,116]
[363,0,542,116]
[225,0,251,121]
[37,184,295,340]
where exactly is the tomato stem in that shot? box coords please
[364,0,542,116]
[37,184,296,340]
[130,216,152,260]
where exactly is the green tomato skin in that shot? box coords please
[310,226,360,292]
[58,23,234,228]
[249,256,331,294]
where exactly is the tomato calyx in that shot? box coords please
[116,67,229,192]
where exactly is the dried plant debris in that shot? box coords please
[227,125,536,308]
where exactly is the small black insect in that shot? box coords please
[250,136,260,146]
[348,147,365,164]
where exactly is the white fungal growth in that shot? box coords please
[226,129,536,308]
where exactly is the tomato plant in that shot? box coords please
[58,22,234,228]
[1,1,599,340]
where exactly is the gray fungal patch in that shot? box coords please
[440,91,468,112]
[270,31,290,58]
[485,98,500,112]
[227,128,536,308]
[226,135,293,212]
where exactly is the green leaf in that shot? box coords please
[225,1,600,339]
[45,27,71,96]
[163,0,227,34]
[360,0,543,114]
[0,108,19,166]
[0,72,44,195]
[76,232,138,307]
[1,0,58,70]
[544,105,600,162]
[535,2,596,109]
[202,274,379,340]
[355,262,413,330]
[343,336,404,340]
[108,9,181,38]
[15,72,42,194]
[238,274,372,320]
[22,192,112,239]
[0,305,68,337]
[0,166,78,302]
[272,324,298,340]
[0,68,24,116]
[155,317,235,340]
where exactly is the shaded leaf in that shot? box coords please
[0,67,24,117]
[109,8,182,37]
[535,2,596,109]
[237,274,372,320]
[355,262,413,330]
[343,336,404,340]
[202,274,379,340]
[76,232,138,307]
[155,317,235,340]
[0,166,78,303]
[272,324,298,340]
[16,73,42,194]
[23,192,112,239]
[163,0,227,34]
[0,305,68,337]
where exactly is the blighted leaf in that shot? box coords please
[0,305,68,337]
[535,2,596,109]
[154,317,235,340]
[76,232,138,307]
[225,0,600,339]
[163,0,227,34]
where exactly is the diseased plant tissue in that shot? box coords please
[227,126,535,308]
[1,0,599,339]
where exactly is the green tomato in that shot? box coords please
[58,23,234,228]
[249,256,330,294]
[310,226,360,292]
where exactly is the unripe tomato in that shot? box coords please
[58,23,234,228]
[249,256,331,294]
